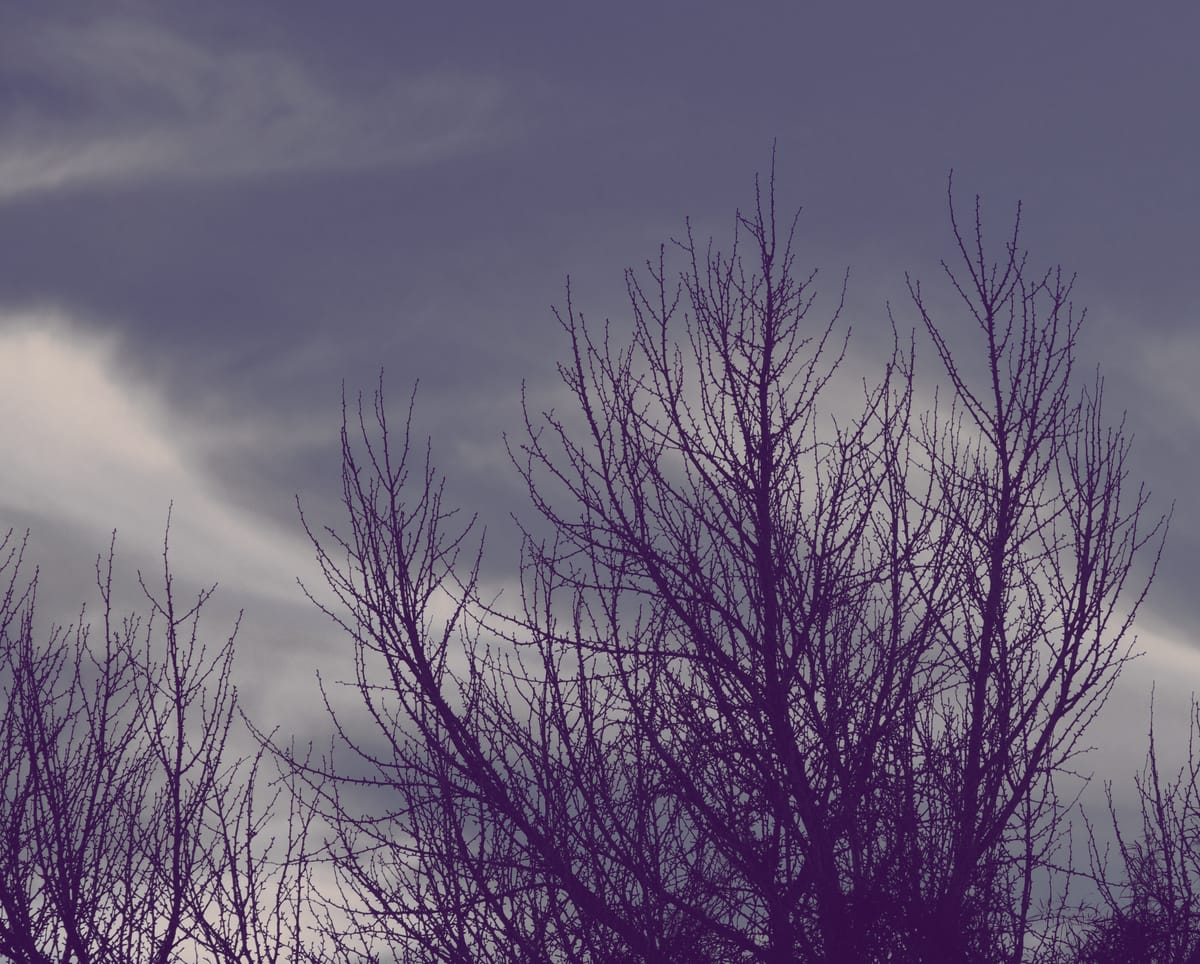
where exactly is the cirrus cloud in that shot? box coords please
[0,16,510,201]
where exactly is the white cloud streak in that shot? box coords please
[0,17,507,201]
[0,309,315,606]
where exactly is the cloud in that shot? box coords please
[0,16,507,201]
[1129,326,1200,432]
[0,308,316,606]
[0,308,486,724]
[1083,621,1200,818]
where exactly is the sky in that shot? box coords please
[1,2,1198,795]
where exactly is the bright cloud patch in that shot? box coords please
[0,310,313,605]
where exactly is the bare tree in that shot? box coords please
[896,188,1167,961]
[1076,694,1200,963]
[0,520,299,964]
[294,166,1164,962]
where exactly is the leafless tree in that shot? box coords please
[895,187,1168,961]
[0,520,312,964]
[1075,693,1200,963]
[293,167,1165,962]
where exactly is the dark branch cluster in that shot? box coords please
[285,170,1168,962]
[0,168,1187,963]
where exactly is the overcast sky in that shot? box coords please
[2,3,1198,783]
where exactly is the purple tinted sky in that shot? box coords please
[0,4,1197,763]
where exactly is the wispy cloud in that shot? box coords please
[0,16,508,201]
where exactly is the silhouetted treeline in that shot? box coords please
[3,167,1195,963]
